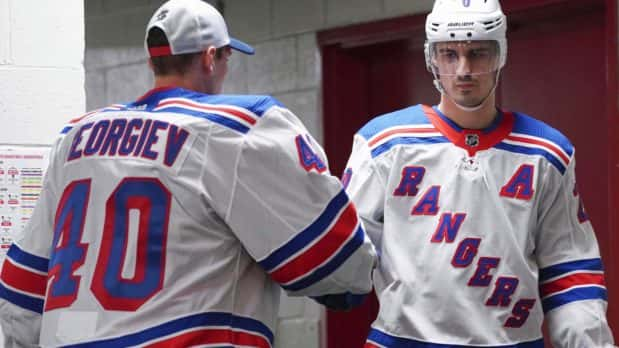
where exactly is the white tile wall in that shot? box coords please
[0,0,10,65]
[0,2,84,342]
[0,68,85,144]
[10,0,84,67]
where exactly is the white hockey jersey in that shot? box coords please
[0,87,376,347]
[344,104,614,347]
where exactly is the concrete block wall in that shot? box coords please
[84,1,434,347]
[84,1,160,110]
[0,0,85,145]
[223,0,434,145]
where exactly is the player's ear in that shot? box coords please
[201,47,217,74]
[147,58,154,72]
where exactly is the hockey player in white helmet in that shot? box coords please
[0,0,377,346]
[425,0,507,114]
[344,0,615,346]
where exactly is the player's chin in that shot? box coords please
[453,96,484,108]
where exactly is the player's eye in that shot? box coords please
[468,49,490,59]
[438,50,458,62]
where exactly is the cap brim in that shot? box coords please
[230,38,255,55]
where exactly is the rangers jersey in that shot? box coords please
[344,104,614,347]
[0,87,376,347]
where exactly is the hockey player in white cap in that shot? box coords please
[0,0,376,346]
[343,0,615,346]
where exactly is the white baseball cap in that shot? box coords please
[145,0,254,57]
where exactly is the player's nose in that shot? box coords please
[456,56,473,75]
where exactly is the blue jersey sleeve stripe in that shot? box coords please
[367,328,544,347]
[259,190,349,272]
[153,107,250,133]
[7,244,49,273]
[61,312,274,347]
[247,96,282,116]
[371,137,449,158]
[358,105,430,140]
[539,258,604,281]
[99,108,126,113]
[542,286,608,313]
[60,126,73,134]
[199,95,282,117]
[281,225,365,291]
[494,143,566,174]
[203,113,250,133]
[0,283,44,314]
[510,112,574,157]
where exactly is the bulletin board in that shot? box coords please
[0,145,50,258]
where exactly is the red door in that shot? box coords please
[320,1,617,346]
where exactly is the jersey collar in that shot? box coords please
[135,86,180,103]
[422,104,514,157]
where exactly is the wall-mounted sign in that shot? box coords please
[0,145,50,259]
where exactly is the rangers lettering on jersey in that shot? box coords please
[346,104,611,347]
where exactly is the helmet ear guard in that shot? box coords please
[424,42,433,73]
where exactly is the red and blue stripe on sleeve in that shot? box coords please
[0,244,49,313]
[61,312,274,348]
[365,327,544,347]
[258,190,365,292]
[539,258,607,313]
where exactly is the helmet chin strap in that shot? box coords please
[432,70,501,112]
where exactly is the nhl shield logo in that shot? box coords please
[465,134,480,147]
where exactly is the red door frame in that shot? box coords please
[606,0,619,329]
[319,0,618,345]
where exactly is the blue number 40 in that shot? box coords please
[46,178,171,312]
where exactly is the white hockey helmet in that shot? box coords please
[425,0,507,73]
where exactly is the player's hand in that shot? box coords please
[310,292,367,311]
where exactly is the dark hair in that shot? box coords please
[147,27,201,76]
[147,27,229,76]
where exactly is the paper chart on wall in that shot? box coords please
[0,145,50,259]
